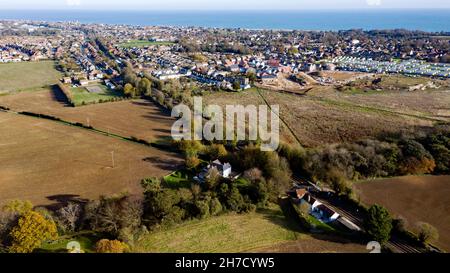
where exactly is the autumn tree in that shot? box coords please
[9,211,58,253]
[123,83,136,97]
[95,239,128,253]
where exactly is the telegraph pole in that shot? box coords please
[111,151,115,168]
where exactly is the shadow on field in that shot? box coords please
[42,194,89,211]
[50,85,71,107]
[153,128,172,134]
[143,156,183,171]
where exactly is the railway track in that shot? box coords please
[291,175,428,253]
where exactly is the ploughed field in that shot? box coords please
[0,88,174,143]
[355,175,450,252]
[0,111,183,207]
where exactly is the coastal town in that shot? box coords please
[0,17,449,256]
[1,20,449,95]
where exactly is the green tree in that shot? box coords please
[232,80,241,91]
[364,205,393,244]
[206,144,228,160]
[137,77,152,96]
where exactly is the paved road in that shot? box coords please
[292,176,426,253]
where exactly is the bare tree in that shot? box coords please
[56,202,82,233]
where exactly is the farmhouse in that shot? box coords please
[194,159,233,183]
[291,191,341,224]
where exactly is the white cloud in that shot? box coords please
[66,0,81,6]
[366,0,382,6]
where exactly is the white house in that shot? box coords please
[194,159,232,183]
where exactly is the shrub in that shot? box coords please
[416,222,439,244]
[95,239,128,253]
[186,155,201,169]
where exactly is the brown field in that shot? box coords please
[0,111,183,207]
[309,86,450,122]
[0,87,174,142]
[319,71,372,82]
[204,86,441,147]
[355,176,450,252]
[203,89,300,146]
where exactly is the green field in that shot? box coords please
[132,205,305,253]
[71,84,124,106]
[118,40,175,48]
[0,61,62,93]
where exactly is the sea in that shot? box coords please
[0,9,449,32]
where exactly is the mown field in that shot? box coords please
[355,175,450,252]
[71,84,124,106]
[133,205,366,253]
[0,111,183,207]
[0,61,62,93]
[0,88,174,143]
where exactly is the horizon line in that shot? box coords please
[1,7,450,11]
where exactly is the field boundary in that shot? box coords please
[256,88,304,147]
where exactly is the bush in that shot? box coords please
[95,239,128,253]
[415,222,439,244]
[186,155,201,169]
[206,144,228,160]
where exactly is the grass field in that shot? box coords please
[132,205,366,253]
[38,232,100,253]
[0,61,62,93]
[355,175,450,252]
[71,84,124,106]
[0,111,183,207]
[0,88,174,143]
[118,40,175,48]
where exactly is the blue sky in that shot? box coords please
[0,0,449,10]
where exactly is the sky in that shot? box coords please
[0,0,449,10]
